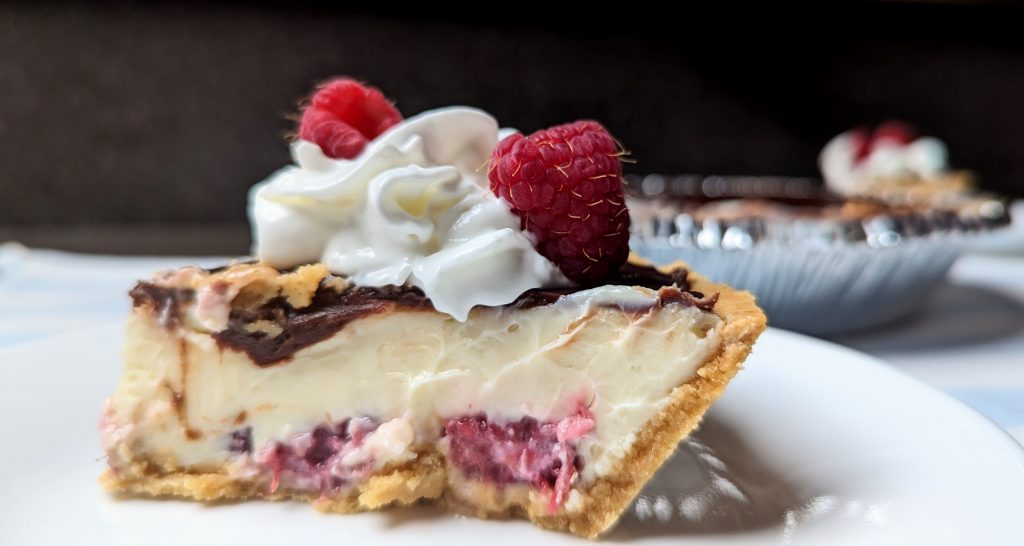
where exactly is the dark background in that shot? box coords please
[2,2,1023,253]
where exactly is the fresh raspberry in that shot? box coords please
[297,78,402,159]
[851,121,917,164]
[872,120,915,147]
[488,120,630,284]
[849,127,872,163]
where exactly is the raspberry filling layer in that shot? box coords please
[225,408,595,511]
[443,408,595,512]
[235,417,391,496]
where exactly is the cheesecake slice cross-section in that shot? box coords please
[101,258,765,538]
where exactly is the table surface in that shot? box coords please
[1,241,1022,445]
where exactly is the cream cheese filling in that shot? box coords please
[106,285,721,487]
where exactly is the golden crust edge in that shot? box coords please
[531,257,767,538]
[101,452,449,512]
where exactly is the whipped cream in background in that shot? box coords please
[819,130,949,195]
[250,107,567,320]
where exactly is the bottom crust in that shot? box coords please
[102,267,766,539]
[102,452,450,513]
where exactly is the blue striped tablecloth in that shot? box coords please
[1,242,1022,444]
[0,243,227,347]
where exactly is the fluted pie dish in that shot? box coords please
[628,175,1008,334]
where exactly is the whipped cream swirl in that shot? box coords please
[819,131,948,196]
[249,107,567,321]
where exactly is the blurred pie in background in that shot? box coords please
[819,121,1004,221]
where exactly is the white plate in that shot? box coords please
[1,325,1022,546]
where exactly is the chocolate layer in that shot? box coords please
[214,285,433,366]
[129,283,194,329]
[509,263,691,309]
[131,262,712,366]
[657,286,718,312]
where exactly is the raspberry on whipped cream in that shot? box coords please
[820,121,949,196]
[488,120,630,284]
[298,78,403,159]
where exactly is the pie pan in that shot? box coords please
[627,175,1010,335]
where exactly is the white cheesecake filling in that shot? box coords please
[106,285,721,487]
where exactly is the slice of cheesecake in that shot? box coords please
[101,257,765,538]
[101,76,766,538]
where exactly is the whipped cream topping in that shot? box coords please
[819,130,948,195]
[250,107,567,321]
